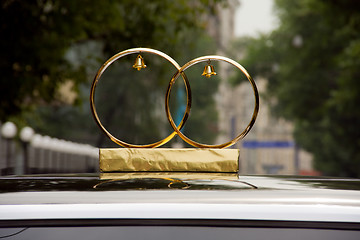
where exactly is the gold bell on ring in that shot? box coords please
[202,62,216,78]
[133,54,147,71]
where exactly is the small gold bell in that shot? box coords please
[202,62,216,78]
[133,54,147,71]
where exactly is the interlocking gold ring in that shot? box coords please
[165,55,259,149]
[90,48,191,148]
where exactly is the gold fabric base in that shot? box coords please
[100,172,239,180]
[99,148,239,180]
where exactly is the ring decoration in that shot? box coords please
[165,55,259,148]
[91,48,259,149]
[90,48,191,148]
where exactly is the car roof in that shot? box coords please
[1,175,360,223]
[1,175,360,204]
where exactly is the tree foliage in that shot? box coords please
[234,0,360,177]
[1,0,223,147]
[0,0,219,119]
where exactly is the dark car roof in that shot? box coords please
[1,174,360,204]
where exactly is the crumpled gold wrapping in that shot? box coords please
[99,148,239,174]
[100,172,238,180]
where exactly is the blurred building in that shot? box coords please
[231,78,314,175]
[207,0,315,175]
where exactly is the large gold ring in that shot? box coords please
[165,55,259,149]
[90,48,191,148]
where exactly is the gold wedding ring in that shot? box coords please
[165,55,259,148]
[90,48,191,148]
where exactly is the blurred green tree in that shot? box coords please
[233,0,360,177]
[1,0,223,147]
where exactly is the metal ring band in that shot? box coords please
[90,48,191,148]
[165,55,259,149]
